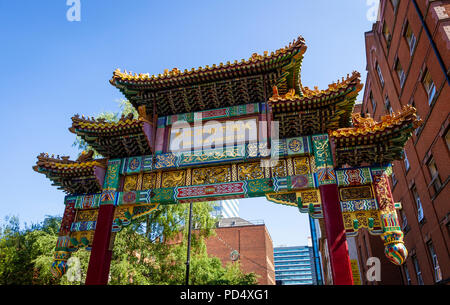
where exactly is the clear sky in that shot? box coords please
[0,0,377,247]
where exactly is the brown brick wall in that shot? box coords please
[205,224,275,285]
[361,0,450,285]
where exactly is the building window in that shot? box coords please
[385,96,393,115]
[427,157,442,193]
[392,171,398,186]
[383,21,392,48]
[427,242,442,282]
[400,210,408,231]
[412,255,424,285]
[422,69,436,105]
[369,91,377,115]
[404,22,417,56]
[403,264,412,285]
[403,149,410,171]
[411,185,424,223]
[391,0,399,13]
[376,62,385,88]
[395,58,406,87]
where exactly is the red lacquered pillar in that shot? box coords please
[320,183,353,285]
[85,159,122,285]
[85,204,116,285]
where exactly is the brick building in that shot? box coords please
[359,0,449,285]
[205,217,276,285]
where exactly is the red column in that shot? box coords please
[85,204,115,285]
[320,183,353,285]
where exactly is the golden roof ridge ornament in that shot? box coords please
[330,104,423,137]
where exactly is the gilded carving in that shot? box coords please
[286,158,294,176]
[231,164,238,181]
[293,157,310,175]
[238,162,264,180]
[142,173,156,190]
[342,210,381,232]
[123,174,139,192]
[271,160,287,177]
[309,155,317,174]
[192,166,231,185]
[156,171,162,189]
[185,168,192,186]
[136,173,143,190]
[75,209,98,222]
[161,170,186,188]
[69,230,95,247]
[340,185,374,201]
[299,190,320,204]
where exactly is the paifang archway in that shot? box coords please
[33,36,421,285]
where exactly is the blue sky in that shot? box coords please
[0,0,377,246]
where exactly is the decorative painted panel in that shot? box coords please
[142,173,157,190]
[296,189,322,218]
[311,134,334,168]
[316,167,336,186]
[192,166,231,185]
[293,157,310,175]
[340,199,378,212]
[286,137,310,156]
[163,103,262,125]
[339,185,374,201]
[271,159,287,177]
[342,210,383,236]
[238,162,265,180]
[123,174,139,192]
[178,145,246,166]
[336,167,373,186]
[161,170,186,188]
[175,181,247,201]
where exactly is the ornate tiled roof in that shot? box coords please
[110,36,308,117]
[268,71,363,108]
[330,105,423,167]
[110,36,307,90]
[69,111,154,158]
[270,72,363,137]
[33,152,107,194]
[70,113,149,136]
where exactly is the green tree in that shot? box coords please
[55,203,257,285]
[0,215,62,285]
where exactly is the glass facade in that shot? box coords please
[274,246,317,285]
[211,199,240,219]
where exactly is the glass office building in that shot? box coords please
[211,199,240,219]
[274,246,317,285]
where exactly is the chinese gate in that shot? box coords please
[33,36,421,285]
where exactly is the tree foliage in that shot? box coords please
[0,205,257,285]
